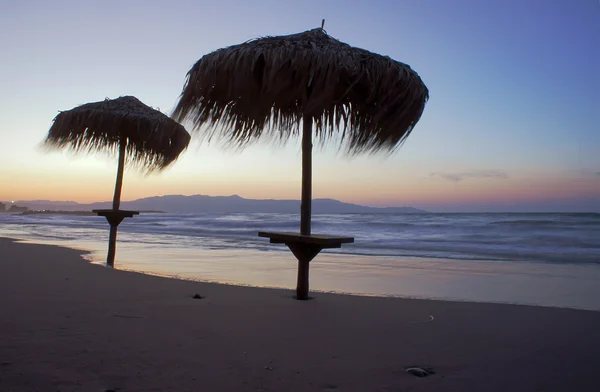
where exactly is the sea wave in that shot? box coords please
[1,212,598,264]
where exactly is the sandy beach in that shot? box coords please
[1,237,599,391]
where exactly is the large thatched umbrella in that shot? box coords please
[45,96,191,266]
[172,26,429,299]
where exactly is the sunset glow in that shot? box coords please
[0,0,598,212]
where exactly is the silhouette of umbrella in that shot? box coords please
[172,25,429,299]
[45,96,191,266]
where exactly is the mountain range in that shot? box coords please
[9,194,426,214]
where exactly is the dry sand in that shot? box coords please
[1,237,599,392]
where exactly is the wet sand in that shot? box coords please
[1,237,599,391]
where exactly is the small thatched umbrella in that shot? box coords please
[172,25,429,299]
[45,96,191,266]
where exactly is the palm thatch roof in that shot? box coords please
[45,96,191,171]
[172,27,429,154]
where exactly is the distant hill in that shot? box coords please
[10,195,426,214]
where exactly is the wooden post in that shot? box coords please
[288,243,322,300]
[106,138,126,266]
[297,115,313,299]
[296,259,310,299]
[106,225,118,267]
[300,115,312,236]
[112,138,126,210]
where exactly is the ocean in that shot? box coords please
[1,212,599,310]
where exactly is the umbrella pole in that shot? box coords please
[112,138,126,210]
[295,115,313,299]
[300,115,312,236]
[106,225,118,267]
[106,138,126,267]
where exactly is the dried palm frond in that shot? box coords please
[172,28,429,154]
[45,96,191,171]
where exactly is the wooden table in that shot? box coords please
[92,209,140,266]
[92,209,139,226]
[258,231,354,300]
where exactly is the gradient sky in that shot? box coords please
[0,0,598,212]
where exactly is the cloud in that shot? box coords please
[579,169,600,178]
[431,170,509,182]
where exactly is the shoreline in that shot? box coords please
[2,211,597,265]
[1,237,599,391]
[4,235,600,311]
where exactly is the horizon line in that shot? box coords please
[3,193,599,214]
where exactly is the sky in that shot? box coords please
[0,0,598,212]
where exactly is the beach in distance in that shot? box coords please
[1,211,599,310]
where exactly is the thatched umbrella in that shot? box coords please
[45,96,191,266]
[172,26,429,299]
